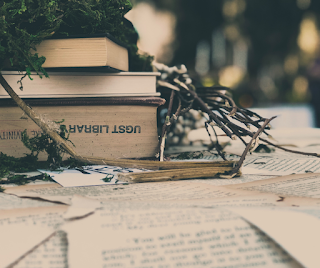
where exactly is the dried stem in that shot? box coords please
[159,89,176,161]
[186,88,236,139]
[0,73,78,157]
[228,116,277,176]
[205,121,227,160]
[260,137,320,157]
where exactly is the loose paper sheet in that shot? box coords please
[0,206,67,268]
[192,174,276,187]
[13,230,68,268]
[63,195,101,220]
[242,156,320,175]
[227,173,320,200]
[170,193,314,208]
[5,181,251,205]
[229,207,320,268]
[63,207,302,268]
[39,165,148,187]
[0,192,58,210]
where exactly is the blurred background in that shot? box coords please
[126,0,320,147]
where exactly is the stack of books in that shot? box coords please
[0,34,165,160]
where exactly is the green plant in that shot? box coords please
[0,0,152,77]
[21,120,74,169]
[0,121,87,184]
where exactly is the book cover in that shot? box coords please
[0,97,166,160]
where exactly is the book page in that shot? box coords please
[0,192,58,210]
[5,181,251,205]
[63,207,302,268]
[281,206,320,220]
[170,193,320,208]
[13,230,68,268]
[0,206,67,268]
[229,207,320,268]
[192,174,276,187]
[242,156,320,175]
[227,173,320,200]
[63,195,101,220]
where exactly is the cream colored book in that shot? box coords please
[0,71,160,98]
[31,34,129,71]
[0,97,165,160]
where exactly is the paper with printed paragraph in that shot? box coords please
[13,230,68,268]
[242,156,320,175]
[0,206,67,268]
[4,180,251,205]
[0,191,58,210]
[227,173,320,200]
[63,207,302,268]
[229,207,320,268]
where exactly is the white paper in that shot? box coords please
[242,156,320,175]
[63,207,302,268]
[0,206,67,267]
[39,165,148,187]
[63,195,101,220]
[192,174,276,187]
[0,192,57,210]
[227,173,320,200]
[0,225,55,267]
[229,207,320,268]
[5,181,250,205]
[14,230,68,268]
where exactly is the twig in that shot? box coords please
[118,165,241,183]
[159,90,176,161]
[205,121,227,160]
[73,155,237,170]
[0,73,78,157]
[260,137,320,157]
[186,88,236,140]
[228,116,277,177]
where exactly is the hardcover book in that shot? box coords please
[0,97,165,160]
[31,33,129,71]
[0,71,160,98]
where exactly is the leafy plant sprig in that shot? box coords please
[21,120,74,169]
[0,0,152,77]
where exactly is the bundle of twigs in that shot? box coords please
[153,63,320,178]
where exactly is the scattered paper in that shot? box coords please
[242,156,320,175]
[63,195,101,220]
[63,206,302,268]
[39,165,148,187]
[13,230,68,268]
[10,231,68,268]
[0,192,58,210]
[229,207,320,268]
[5,181,251,205]
[227,173,320,200]
[0,206,67,267]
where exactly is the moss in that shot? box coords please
[0,121,87,185]
[0,0,153,75]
